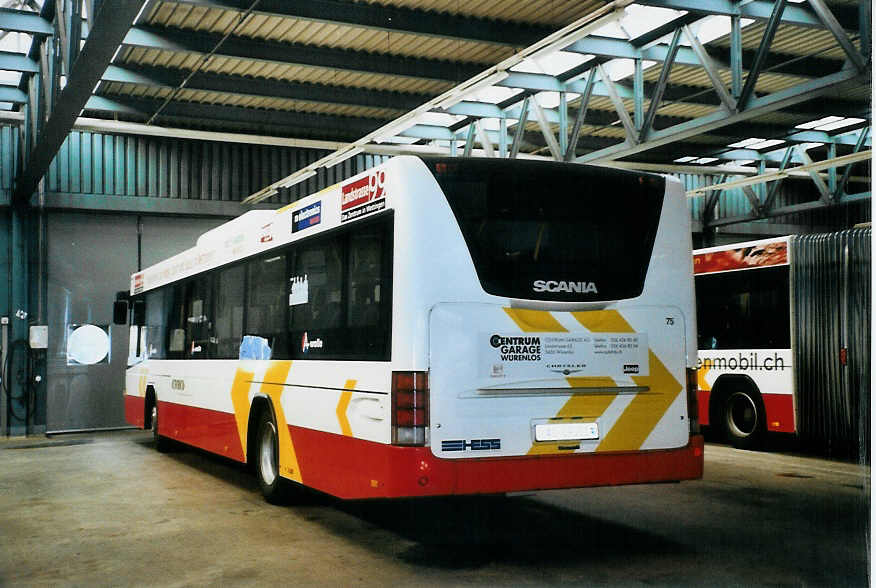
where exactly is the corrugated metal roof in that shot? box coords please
[62,0,863,168]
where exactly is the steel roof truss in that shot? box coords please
[737,0,787,110]
[638,27,681,144]
[836,126,870,200]
[510,96,530,160]
[596,64,638,146]
[530,98,563,161]
[635,0,857,31]
[682,24,736,113]
[806,0,868,72]
[565,70,596,161]
[0,7,53,35]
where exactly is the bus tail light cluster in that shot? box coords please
[686,368,700,435]
[391,371,428,446]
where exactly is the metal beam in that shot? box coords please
[0,7,53,35]
[102,64,426,112]
[683,25,736,112]
[0,84,27,103]
[635,0,858,31]
[807,0,868,72]
[510,95,530,159]
[0,50,38,73]
[565,70,596,161]
[639,27,681,143]
[14,1,147,204]
[576,68,869,163]
[123,26,480,82]
[596,64,637,145]
[166,0,554,47]
[836,126,869,197]
[737,0,786,110]
[795,146,833,202]
[42,192,276,215]
[530,99,563,161]
[85,94,386,138]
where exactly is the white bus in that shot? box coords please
[119,156,703,501]
[694,230,870,451]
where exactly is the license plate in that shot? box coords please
[534,422,599,442]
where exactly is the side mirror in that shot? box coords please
[132,299,146,326]
[113,300,129,325]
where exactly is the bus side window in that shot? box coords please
[246,253,288,358]
[215,265,245,359]
[185,275,214,359]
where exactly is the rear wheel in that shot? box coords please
[150,401,171,453]
[722,388,764,449]
[255,409,286,504]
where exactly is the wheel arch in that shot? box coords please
[708,374,761,425]
[246,395,277,467]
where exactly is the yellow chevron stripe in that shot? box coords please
[596,350,682,452]
[503,308,567,333]
[697,364,711,392]
[527,382,618,455]
[336,379,356,437]
[259,361,303,483]
[230,367,255,456]
[571,309,634,333]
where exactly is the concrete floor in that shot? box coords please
[0,431,869,586]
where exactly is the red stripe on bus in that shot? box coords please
[763,393,796,433]
[697,390,711,426]
[157,401,246,462]
[124,394,146,429]
[290,426,703,500]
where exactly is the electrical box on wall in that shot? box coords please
[29,326,48,349]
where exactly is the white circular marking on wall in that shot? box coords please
[67,324,110,365]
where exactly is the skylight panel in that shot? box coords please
[674,156,698,163]
[795,116,844,129]
[0,71,22,85]
[534,52,593,76]
[727,138,785,150]
[693,157,719,164]
[602,58,658,81]
[748,139,785,150]
[470,85,517,105]
[719,159,756,167]
[682,16,756,46]
[727,137,765,148]
[510,58,543,74]
[813,117,866,132]
[415,112,464,127]
[534,91,581,109]
[619,5,688,39]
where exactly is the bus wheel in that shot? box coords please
[256,410,286,504]
[722,389,764,449]
[150,403,171,453]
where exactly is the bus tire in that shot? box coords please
[255,409,287,504]
[721,387,765,450]
[149,400,171,453]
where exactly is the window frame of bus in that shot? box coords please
[129,211,393,363]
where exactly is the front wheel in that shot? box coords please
[256,410,287,504]
[722,389,764,450]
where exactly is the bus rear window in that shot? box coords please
[428,159,665,301]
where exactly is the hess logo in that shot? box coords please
[532,280,598,294]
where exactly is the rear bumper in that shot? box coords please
[292,426,704,499]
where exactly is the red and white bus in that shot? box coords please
[119,156,703,501]
[694,237,795,448]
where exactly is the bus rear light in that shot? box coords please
[686,368,700,434]
[391,371,428,446]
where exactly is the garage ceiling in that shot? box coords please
[1,0,871,205]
